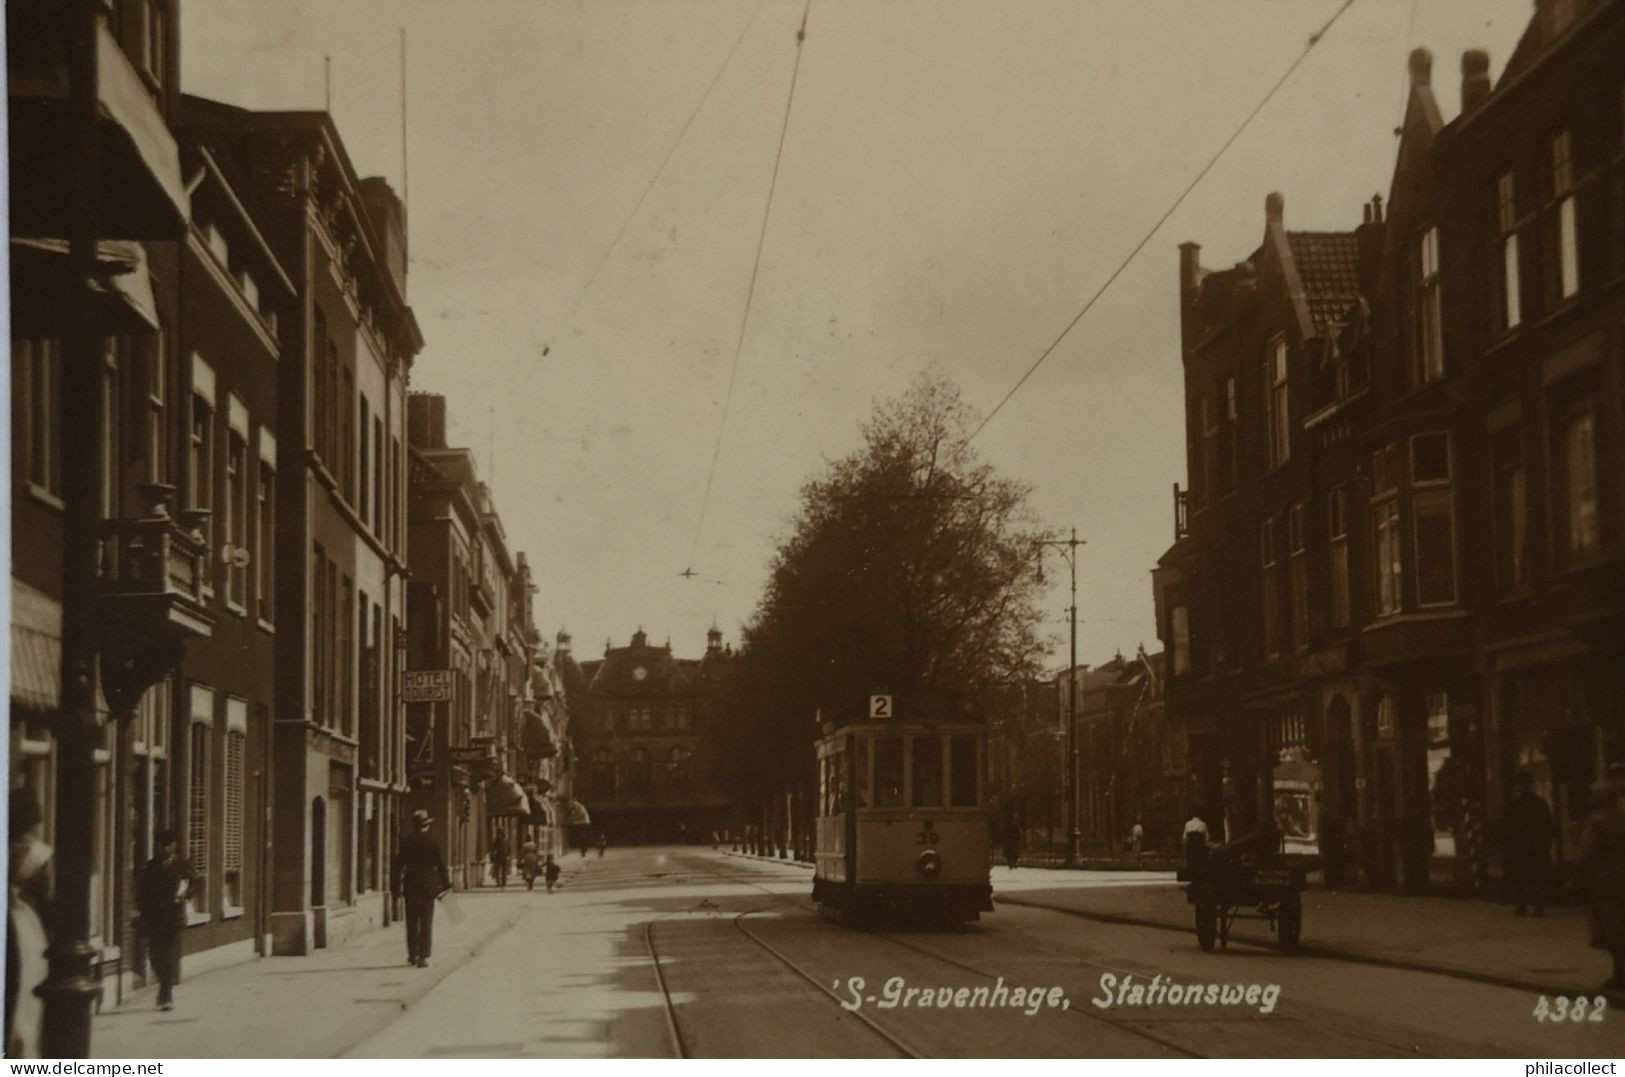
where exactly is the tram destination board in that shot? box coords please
[403,669,453,702]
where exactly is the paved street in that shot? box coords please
[94,848,1625,1058]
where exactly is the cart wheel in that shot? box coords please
[1278,891,1302,953]
[1194,901,1217,952]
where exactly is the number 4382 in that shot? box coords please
[1533,995,1608,1023]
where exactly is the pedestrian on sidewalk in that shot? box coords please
[596,832,608,858]
[1130,820,1144,858]
[137,828,195,1012]
[544,855,561,893]
[490,827,511,889]
[7,791,52,1057]
[519,838,540,891]
[1505,771,1555,916]
[1575,777,1625,991]
[392,809,451,968]
[1001,817,1021,870]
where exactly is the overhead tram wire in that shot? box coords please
[965,0,1358,444]
[683,0,814,577]
[519,2,766,387]
[579,2,767,298]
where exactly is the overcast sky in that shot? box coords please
[183,0,1532,670]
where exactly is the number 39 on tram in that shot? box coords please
[812,693,993,924]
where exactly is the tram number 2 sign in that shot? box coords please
[869,694,892,719]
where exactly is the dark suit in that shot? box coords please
[392,828,450,962]
[137,856,195,1005]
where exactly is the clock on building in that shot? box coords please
[633,666,647,681]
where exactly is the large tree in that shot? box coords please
[715,373,1052,799]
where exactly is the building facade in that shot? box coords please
[573,629,733,845]
[1155,0,1624,896]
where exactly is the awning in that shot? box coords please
[518,708,556,757]
[565,800,592,827]
[484,773,532,818]
[10,238,160,336]
[8,20,187,240]
[10,581,62,713]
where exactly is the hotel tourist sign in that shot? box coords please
[403,669,453,703]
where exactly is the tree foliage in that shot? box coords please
[714,373,1052,797]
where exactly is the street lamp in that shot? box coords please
[1037,529,1084,869]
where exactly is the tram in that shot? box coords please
[812,692,993,924]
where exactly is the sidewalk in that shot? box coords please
[994,868,1615,995]
[92,891,528,1059]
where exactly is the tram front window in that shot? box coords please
[950,735,978,807]
[912,736,943,807]
[874,736,904,808]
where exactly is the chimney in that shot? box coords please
[1265,191,1284,226]
[407,392,447,449]
[1460,49,1491,112]
[1357,194,1385,292]
[1409,47,1433,90]
[1178,242,1203,296]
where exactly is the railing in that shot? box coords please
[1173,483,1189,538]
[110,511,209,605]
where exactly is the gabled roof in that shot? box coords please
[1284,232,1362,335]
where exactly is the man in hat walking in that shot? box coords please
[392,809,451,968]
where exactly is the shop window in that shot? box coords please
[1425,693,1460,857]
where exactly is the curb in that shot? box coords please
[995,893,1608,998]
[724,850,813,868]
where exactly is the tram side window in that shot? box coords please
[911,736,943,808]
[874,736,904,808]
[819,756,830,816]
[856,740,872,808]
[833,750,846,813]
[950,735,978,807]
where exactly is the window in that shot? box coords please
[341,369,355,503]
[949,736,978,808]
[1372,498,1402,617]
[1224,376,1240,490]
[340,577,354,736]
[1198,395,1217,506]
[1328,489,1350,629]
[238,270,259,312]
[125,0,167,87]
[257,436,276,622]
[1288,503,1309,647]
[1493,436,1527,589]
[1263,336,1290,469]
[627,749,650,795]
[1413,227,1444,384]
[225,399,249,609]
[190,357,216,516]
[1409,433,1456,607]
[15,339,63,498]
[312,544,326,724]
[1170,602,1191,676]
[359,397,372,526]
[144,329,168,484]
[1562,411,1600,558]
[1493,172,1522,332]
[911,736,943,808]
[187,685,213,917]
[873,736,904,808]
[223,700,247,912]
[313,308,329,463]
[1549,131,1579,303]
[1260,517,1281,658]
[373,417,385,533]
[205,222,229,267]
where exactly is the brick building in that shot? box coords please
[1154,0,1625,895]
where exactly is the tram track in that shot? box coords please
[670,852,1452,1057]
